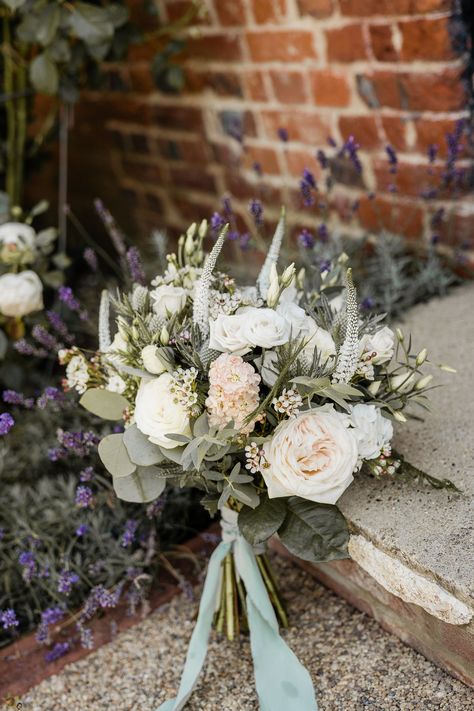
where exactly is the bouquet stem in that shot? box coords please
[214,550,288,641]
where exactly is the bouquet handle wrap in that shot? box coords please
[157,507,318,711]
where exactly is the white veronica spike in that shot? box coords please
[332,269,359,384]
[193,224,228,336]
[256,206,286,298]
[98,289,111,352]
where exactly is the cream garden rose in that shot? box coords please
[134,372,191,448]
[150,284,187,319]
[262,407,358,505]
[0,270,43,318]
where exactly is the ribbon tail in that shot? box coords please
[234,539,318,711]
[157,541,231,711]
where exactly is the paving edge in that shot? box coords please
[0,526,220,700]
[271,538,474,689]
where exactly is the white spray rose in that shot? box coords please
[359,326,395,365]
[134,372,191,449]
[0,270,43,318]
[209,313,251,356]
[262,406,358,505]
[277,302,336,365]
[349,404,393,461]
[0,222,36,250]
[150,284,187,319]
[238,307,291,349]
[141,345,167,375]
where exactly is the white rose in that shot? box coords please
[209,313,250,356]
[349,404,393,461]
[0,222,35,250]
[239,307,291,350]
[141,345,167,375]
[134,372,191,449]
[0,270,43,318]
[150,284,187,319]
[262,406,358,505]
[277,302,336,365]
[359,326,395,365]
[276,301,308,334]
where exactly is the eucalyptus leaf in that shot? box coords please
[35,4,61,46]
[113,467,165,503]
[68,2,114,44]
[30,53,58,94]
[98,433,136,478]
[239,495,287,546]
[80,388,128,420]
[231,484,259,509]
[123,424,164,466]
[159,445,185,465]
[278,497,349,562]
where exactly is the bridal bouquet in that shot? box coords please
[64,211,451,710]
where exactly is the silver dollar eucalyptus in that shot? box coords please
[332,268,359,384]
[256,206,286,298]
[193,224,229,337]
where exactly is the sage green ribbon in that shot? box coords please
[157,508,318,711]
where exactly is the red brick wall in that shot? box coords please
[41,0,474,259]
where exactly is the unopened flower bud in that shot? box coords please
[439,364,457,373]
[185,233,195,256]
[198,219,207,238]
[390,372,415,392]
[178,235,185,249]
[296,267,306,289]
[266,280,280,308]
[269,263,278,287]
[160,325,169,345]
[338,252,349,265]
[415,374,433,390]
[396,328,404,342]
[281,263,295,287]
[186,222,197,239]
[368,380,381,396]
[393,410,407,423]
[415,348,427,366]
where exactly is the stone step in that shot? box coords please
[276,284,474,687]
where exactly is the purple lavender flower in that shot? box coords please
[210,212,225,236]
[79,466,94,482]
[19,550,37,580]
[327,136,337,147]
[316,149,328,169]
[83,247,98,272]
[385,144,398,173]
[300,168,317,207]
[0,413,14,436]
[361,296,375,310]
[252,161,262,176]
[41,607,65,626]
[126,246,146,285]
[0,608,19,630]
[339,135,362,174]
[427,144,438,164]
[249,199,263,227]
[319,259,331,273]
[227,230,240,242]
[239,232,251,250]
[78,623,94,649]
[0,528,4,541]
[32,325,60,352]
[58,287,88,321]
[94,199,127,257]
[45,642,70,663]
[222,196,233,219]
[277,127,289,142]
[75,485,94,509]
[58,570,80,595]
[121,519,138,547]
[75,524,89,537]
[444,119,465,186]
[49,429,100,461]
[430,234,440,245]
[317,223,329,242]
[3,390,34,408]
[37,386,65,410]
[46,311,74,345]
[298,229,315,249]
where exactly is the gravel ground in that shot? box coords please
[24,556,473,710]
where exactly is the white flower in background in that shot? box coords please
[276,301,308,333]
[262,406,358,505]
[329,292,345,312]
[65,355,90,394]
[141,345,167,375]
[208,290,242,320]
[239,307,291,350]
[349,404,393,461]
[106,373,126,394]
[134,372,191,448]
[150,284,187,319]
[0,222,36,250]
[209,313,250,356]
[0,270,43,318]
[359,326,395,365]
[279,283,298,303]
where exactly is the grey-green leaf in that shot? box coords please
[278,497,349,563]
[112,467,165,503]
[98,433,136,478]
[80,388,128,420]
[231,484,260,509]
[239,495,287,547]
[123,423,164,466]
[30,53,58,95]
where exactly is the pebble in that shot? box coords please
[24,556,473,710]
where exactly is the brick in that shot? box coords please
[358,195,424,239]
[358,70,468,112]
[369,24,398,62]
[339,0,450,16]
[262,109,331,144]
[326,24,366,63]
[157,137,209,163]
[373,160,446,198]
[185,34,242,62]
[297,0,334,18]
[168,167,217,194]
[310,70,351,107]
[129,65,155,93]
[251,0,286,23]
[186,68,243,97]
[399,18,455,61]
[270,70,308,104]
[246,31,317,62]
[224,171,283,204]
[382,116,410,151]
[151,105,203,132]
[165,1,211,24]
[122,159,163,184]
[339,116,381,150]
[284,149,321,178]
[242,70,268,101]
[415,118,468,159]
[215,0,245,25]
[243,145,280,175]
